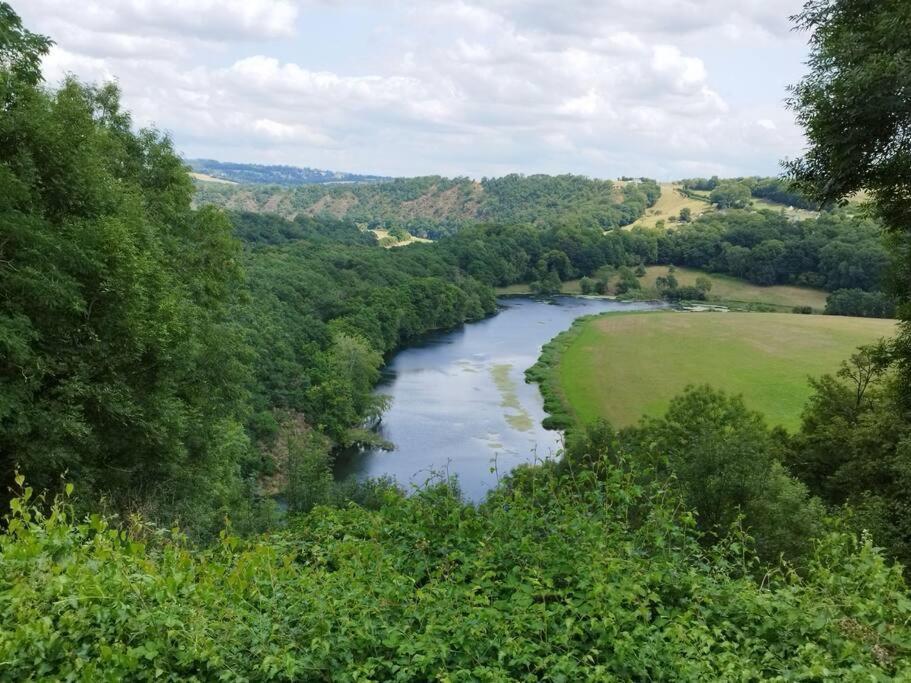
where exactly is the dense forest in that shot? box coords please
[195,173,661,238]
[2,2,911,678]
[655,208,894,316]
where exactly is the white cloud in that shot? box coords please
[23,0,297,42]
[20,0,809,178]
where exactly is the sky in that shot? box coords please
[19,1,812,180]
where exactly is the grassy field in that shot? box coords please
[189,172,237,185]
[495,279,585,295]
[370,228,433,248]
[548,311,896,430]
[638,266,828,310]
[627,183,713,230]
[750,197,819,219]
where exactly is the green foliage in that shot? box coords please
[530,270,562,295]
[614,266,641,294]
[826,288,897,318]
[0,1,52,95]
[746,177,822,211]
[681,176,720,192]
[196,173,661,238]
[624,387,825,564]
[710,182,752,209]
[787,0,911,231]
[786,343,911,572]
[237,226,496,444]
[657,208,890,292]
[786,0,911,396]
[0,14,260,536]
[2,458,908,680]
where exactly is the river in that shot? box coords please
[334,296,663,501]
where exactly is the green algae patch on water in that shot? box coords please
[490,363,534,432]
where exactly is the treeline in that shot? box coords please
[187,158,390,185]
[681,175,823,210]
[655,209,894,316]
[195,173,660,238]
[438,222,657,287]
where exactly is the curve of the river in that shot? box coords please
[334,296,663,501]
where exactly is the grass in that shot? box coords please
[750,197,819,219]
[544,311,896,431]
[189,172,237,185]
[638,266,829,311]
[626,183,714,230]
[370,228,433,248]
[495,279,585,295]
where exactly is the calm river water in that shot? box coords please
[334,296,662,501]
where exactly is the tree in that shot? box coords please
[825,289,896,318]
[695,275,713,294]
[679,207,692,222]
[0,2,52,96]
[786,0,911,395]
[579,276,595,294]
[786,343,911,570]
[531,270,563,295]
[631,387,823,563]
[655,273,678,293]
[614,266,641,295]
[0,6,258,534]
[710,182,752,209]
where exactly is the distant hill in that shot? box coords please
[193,173,661,238]
[186,159,391,186]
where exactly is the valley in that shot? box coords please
[4,1,911,678]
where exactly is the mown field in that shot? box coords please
[548,311,896,430]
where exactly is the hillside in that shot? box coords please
[194,174,660,238]
[626,182,714,229]
[186,159,391,186]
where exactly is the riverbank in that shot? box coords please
[496,266,829,313]
[334,296,663,499]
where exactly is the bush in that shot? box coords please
[1,459,908,680]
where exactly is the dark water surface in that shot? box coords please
[334,296,662,501]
